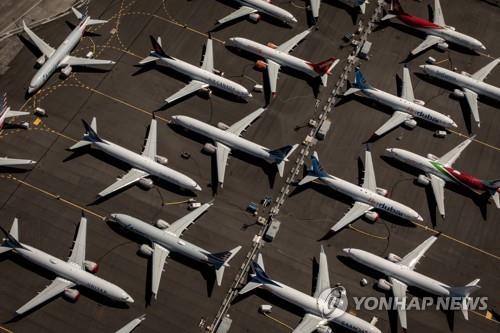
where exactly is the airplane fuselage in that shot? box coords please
[237,0,297,24]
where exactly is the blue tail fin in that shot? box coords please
[82,118,103,143]
[353,67,371,90]
[310,151,328,178]
[269,144,295,162]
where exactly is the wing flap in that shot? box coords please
[292,314,325,333]
[61,56,115,67]
[374,111,413,137]
[471,58,500,82]
[429,173,446,217]
[216,142,231,186]
[389,277,409,330]
[267,60,280,95]
[67,216,87,268]
[398,234,439,270]
[362,149,377,191]
[410,35,444,55]
[277,29,312,54]
[23,21,55,57]
[142,118,157,159]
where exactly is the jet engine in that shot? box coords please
[255,60,268,71]
[84,260,99,273]
[36,55,46,66]
[387,253,402,263]
[266,42,278,49]
[437,42,449,51]
[213,69,225,77]
[426,153,438,161]
[64,288,80,302]
[155,155,168,165]
[200,87,212,98]
[61,65,72,77]
[249,13,261,23]
[138,178,154,190]
[139,244,154,257]
[156,219,170,229]
[365,211,379,222]
[403,119,417,129]
[203,143,217,154]
[377,278,391,291]
[417,174,430,186]
[452,89,465,98]
[217,122,230,130]
[376,187,388,197]
[413,99,425,106]
[316,326,333,333]
[460,71,471,77]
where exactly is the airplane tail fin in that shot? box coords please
[71,7,108,25]
[139,36,172,65]
[308,57,339,86]
[381,0,404,20]
[353,66,372,90]
[0,218,25,254]
[270,144,299,177]
[69,117,102,150]
[239,253,280,294]
[297,151,326,185]
[483,179,500,208]
[449,279,481,321]
[208,246,242,286]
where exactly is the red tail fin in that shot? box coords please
[308,57,337,75]
[387,0,405,14]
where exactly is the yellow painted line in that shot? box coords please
[33,117,42,126]
[349,224,388,240]
[263,312,294,331]
[433,58,449,65]
[450,130,500,152]
[472,310,499,324]
[0,326,14,333]
[163,198,193,206]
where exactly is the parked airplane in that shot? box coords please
[0,157,36,167]
[344,66,457,138]
[216,0,297,25]
[139,36,252,105]
[298,149,422,232]
[386,136,499,218]
[109,203,241,297]
[69,117,201,198]
[23,7,115,94]
[226,29,338,96]
[420,59,500,127]
[239,247,381,333]
[381,0,486,56]
[171,108,298,187]
[344,235,481,330]
[0,216,133,315]
[310,0,367,22]
[0,93,30,129]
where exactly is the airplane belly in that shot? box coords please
[265,283,318,314]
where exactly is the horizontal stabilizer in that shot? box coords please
[298,175,318,186]
[212,246,242,286]
[272,144,298,177]
[380,14,397,21]
[138,56,158,65]
[344,87,360,96]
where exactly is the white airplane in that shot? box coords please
[226,29,339,96]
[109,203,241,297]
[139,36,252,105]
[69,116,201,198]
[420,59,500,127]
[381,0,486,56]
[239,247,381,333]
[171,108,298,187]
[310,0,368,22]
[386,136,500,218]
[344,66,457,138]
[0,93,30,129]
[23,7,115,94]
[0,216,133,315]
[217,0,297,25]
[344,235,481,330]
[298,149,423,232]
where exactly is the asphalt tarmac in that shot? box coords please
[0,0,498,332]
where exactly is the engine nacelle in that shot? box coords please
[138,178,154,190]
[387,253,402,263]
[376,187,388,197]
[248,13,261,22]
[217,122,230,130]
[377,278,391,291]
[437,42,449,51]
[36,55,46,66]
[417,174,430,186]
[213,69,224,77]
[64,288,80,302]
[426,153,438,161]
[364,211,379,222]
[404,119,417,129]
[460,71,471,77]
[139,244,154,257]
[84,260,99,273]
[155,155,168,165]
[203,143,217,154]
[61,65,72,77]
[413,99,425,106]
[156,219,170,229]
[446,25,456,31]
[200,87,212,98]
[316,326,333,333]
[452,89,465,98]
[266,42,278,49]
[255,60,268,71]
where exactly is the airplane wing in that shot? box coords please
[410,35,445,55]
[267,59,281,95]
[217,6,258,25]
[398,234,439,270]
[5,110,30,118]
[15,277,75,315]
[151,243,170,298]
[277,29,312,54]
[438,135,475,166]
[310,0,321,19]
[201,38,214,72]
[227,108,266,136]
[313,246,330,298]
[216,142,231,185]
[67,215,87,268]
[432,0,446,26]
[428,174,446,217]
[463,88,480,125]
[115,315,146,333]
[166,202,212,237]
[471,58,500,82]
[362,149,377,191]
[22,21,55,57]
[60,56,115,67]
[331,201,373,232]
[141,118,157,160]
[98,168,149,198]
[388,277,409,330]
[374,111,413,136]
[0,157,36,167]
[401,67,415,102]
[292,313,325,333]
[165,80,208,104]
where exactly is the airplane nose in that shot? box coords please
[125,295,134,303]
[194,184,202,191]
[170,116,178,123]
[416,215,424,222]
[342,248,351,255]
[385,148,395,156]
[290,17,298,24]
